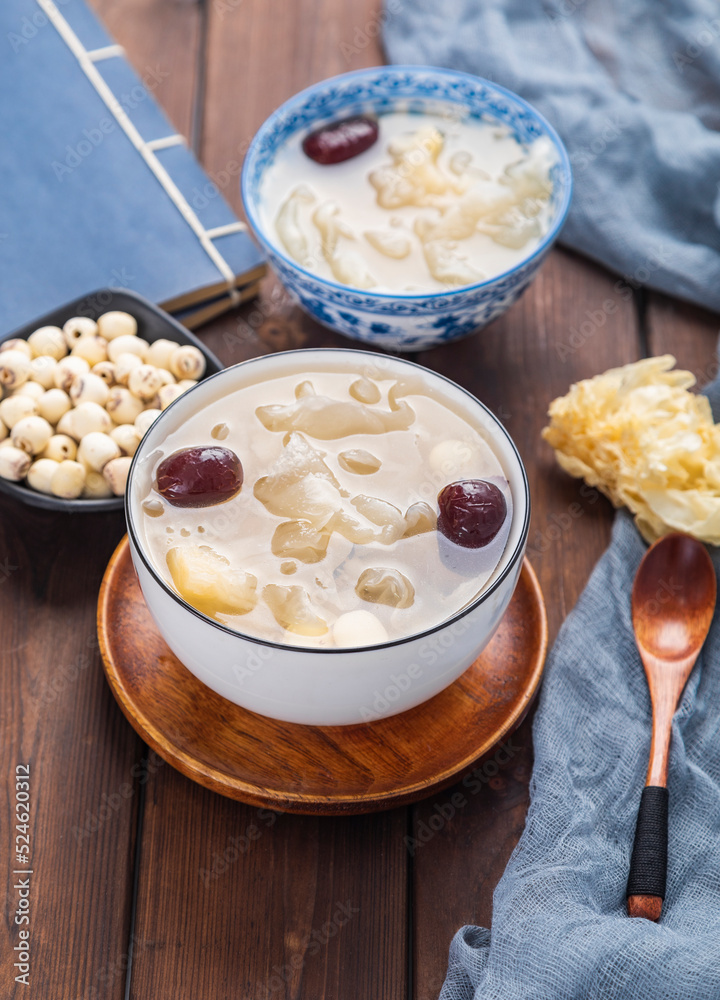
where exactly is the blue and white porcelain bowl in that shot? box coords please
[241,65,572,352]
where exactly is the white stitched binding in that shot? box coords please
[37,0,238,289]
[86,44,125,62]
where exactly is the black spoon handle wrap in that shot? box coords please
[627,785,669,900]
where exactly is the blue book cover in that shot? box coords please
[0,0,266,336]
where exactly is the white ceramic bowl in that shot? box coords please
[126,349,530,725]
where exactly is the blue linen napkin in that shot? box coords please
[436,361,720,998]
[435,365,720,1000]
[383,0,720,312]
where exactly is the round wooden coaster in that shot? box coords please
[97,536,548,815]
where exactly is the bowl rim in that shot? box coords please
[125,347,531,655]
[240,64,573,302]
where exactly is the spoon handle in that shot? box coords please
[626,785,668,920]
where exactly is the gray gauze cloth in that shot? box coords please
[434,372,720,999]
[383,0,720,312]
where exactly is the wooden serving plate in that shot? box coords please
[97,537,548,815]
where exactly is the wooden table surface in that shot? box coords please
[2,2,717,997]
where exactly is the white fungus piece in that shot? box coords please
[332,609,388,647]
[106,386,144,425]
[0,350,31,389]
[61,400,112,439]
[82,470,113,498]
[275,184,316,264]
[29,355,58,389]
[113,352,143,386]
[177,379,198,391]
[145,338,178,370]
[110,424,141,457]
[77,432,121,472]
[328,249,376,289]
[0,446,32,481]
[92,361,116,386]
[448,150,490,185]
[262,584,328,636]
[0,418,7,442]
[107,335,149,363]
[72,335,108,367]
[312,200,355,259]
[51,460,85,499]
[11,416,53,455]
[37,388,71,426]
[413,184,514,245]
[421,240,484,286]
[135,409,161,436]
[42,434,77,462]
[1,338,32,358]
[69,373,110,407]
[103,456,132,496]
[54,356,89,392]
[369,126,449,209]
[27,326,67,360]
[169,345,205,381]
[27,458,59,494]
[364,228,412,259]
[128,364,164,402]
[97,311,137,340]
[12,380,45,401]
[62,316,97,346]
[0,394,37,429]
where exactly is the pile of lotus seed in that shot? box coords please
[0,311,206,500]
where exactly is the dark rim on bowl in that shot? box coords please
[125,348,531,655]
[241,64,574,301]
[0,288,223,513]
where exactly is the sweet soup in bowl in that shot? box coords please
[262,110,557,295]
[126,349,529,725]
[241,66,572,350]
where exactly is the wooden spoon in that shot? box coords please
[627,532,716,920]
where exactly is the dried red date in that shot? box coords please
[437,480,507,548]
[156,446,243,508]
[302,116,379,165]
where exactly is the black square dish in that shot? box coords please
[0,288,224,513]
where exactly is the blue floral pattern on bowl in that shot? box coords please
[241,66,573,351]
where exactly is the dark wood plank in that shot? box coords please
[132,771,406,1000]
[0,499,139,999]
[90,0,201,139]
[411,249,643,999]
[193,0,387,366]
[645,294,719,389]
[202,0,385,220]
[0,3,206,998]
[127,4,409,999]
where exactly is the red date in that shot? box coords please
[302,115,379,164]
[156,446,243,508]
[437,480,507,548]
